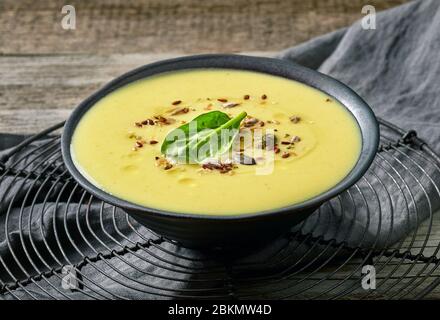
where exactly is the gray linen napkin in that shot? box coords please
[278,0,440,252]
[279,0,440,153]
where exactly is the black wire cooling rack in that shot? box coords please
[1,118,440,300]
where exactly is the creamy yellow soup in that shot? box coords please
[71,69,361,215]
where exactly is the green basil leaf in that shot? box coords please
[161,110,247,164]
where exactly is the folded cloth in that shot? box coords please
[1,0,440,299]
[279,0,440,154]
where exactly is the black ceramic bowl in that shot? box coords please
[62,54,379,249]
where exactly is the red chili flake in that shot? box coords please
[164,163,173,170]
[261,94,267,100]
[259,121,265,127]
[172,100,182,105]
[274,147,281,154]
[282,152,290,158]
[281,141,291,145]
[326,98,332,102]
[149,140,158,145]
[244,95,250,100]
[155,156,159,160]
[135,122,142,127]
[217,98,228,103]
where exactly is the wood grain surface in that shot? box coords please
[0,0,409,55]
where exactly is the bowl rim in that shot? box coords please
[61,53,380,221]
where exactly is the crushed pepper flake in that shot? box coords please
[201,161,235,174]
[156,157,174,170]
[243,117,259,127]
[171,107,190,116]
[154,115,176,125]
[223,102,240,108]
[135,141,144,148]
[289,116,301,123]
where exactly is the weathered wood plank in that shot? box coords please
[0,0,409,55]
[0,52,275,134]
[0,109,70,134]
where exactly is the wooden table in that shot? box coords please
[0,0,409,134]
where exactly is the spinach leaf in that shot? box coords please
[161,110,247,164]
